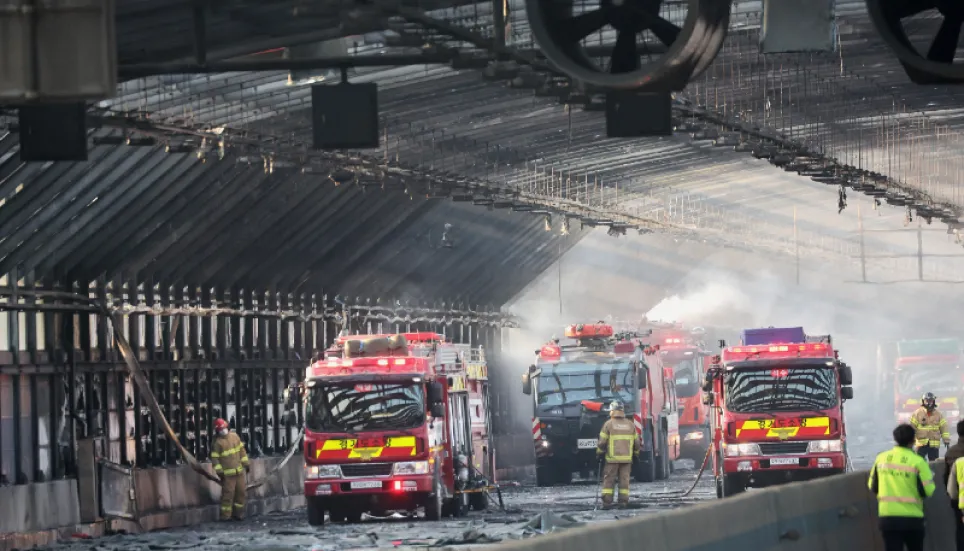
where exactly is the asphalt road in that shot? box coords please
[38,460,715,551]
[38,436,889,551]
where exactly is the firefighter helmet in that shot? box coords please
[214,418,229,432]
[609,400,624,412]
[922,392,937,410]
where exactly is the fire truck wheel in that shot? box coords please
[555,466,573,485]
[329,508,347,523]
[535,465,555,487]
[306,497,326,526]
[634,453,655,483]
[424,475,444,521]
[469,491,488,511]
[722,474,745,497]
[654,433,669,480]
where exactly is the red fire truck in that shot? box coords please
[647,322,715,462]
[285,332,493,525]
[521,323,680,485]
[702,327,854,498]
[892,338,963,426]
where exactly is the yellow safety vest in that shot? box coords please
[867,446,935,518]
[953,458,964,509]
[598,414,637,464]
[910,407,949,447]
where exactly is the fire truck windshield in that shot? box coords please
[671,358,700,398]
[896,364,963,395]
[725,366,838,413]
[305,382,425,433]
[536,361,635,409]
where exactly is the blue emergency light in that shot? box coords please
[741,326,806,346]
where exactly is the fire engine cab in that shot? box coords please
[284,332,493,525]
[702,327,854,498]
[646,322,715,462]
[521,323,680,486]
[892,338,963,426]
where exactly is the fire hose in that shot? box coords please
[680,444,713,498]
[106,305,305,491]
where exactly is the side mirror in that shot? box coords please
[841,386,854,400]
[701,392,714,406]
[718,339,726,349]
[838,364,853,386]
[430,402,446,418]
[522,373,532,395]
[636,365,648,389]
[701,379,713,393]
[428,381,444,404]
[284,410,298,426]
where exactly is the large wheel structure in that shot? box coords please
[865,0,964,84]
[525,0,733,90]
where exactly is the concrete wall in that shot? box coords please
[0,456,305,551]
[491,465,956,551]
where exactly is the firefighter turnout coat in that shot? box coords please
[212,431,250,520]
[910,407,950,448]
[596,411,638,505]
[867,445,935,520]
[597,411,637,463]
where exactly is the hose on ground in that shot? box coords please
[680,444,713,498]
[105,304,305,490]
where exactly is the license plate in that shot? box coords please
[577,439,598,449]
[769,457,799,466]
[350,480,382,490]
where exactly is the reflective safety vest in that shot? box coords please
[212,431,249,476]
[948,457,964,509]
[597,413,637,464]
[867,446,935,518]
[910,407,949,447]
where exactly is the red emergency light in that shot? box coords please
[721,342,834,363]
[310,356,427,378]
[540,344,562,359]
[564,323,614,339]
[335,332,444,345]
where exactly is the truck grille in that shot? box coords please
[341,463,393,477]
[758,442,809,455]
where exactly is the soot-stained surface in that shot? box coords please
[38,436,888,551]
[39,462,713,551]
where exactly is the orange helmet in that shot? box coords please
[214,418,229,432]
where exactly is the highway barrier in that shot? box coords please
[494,463,956,551]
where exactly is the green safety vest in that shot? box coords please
[954,459,964,509]
[867,446,935,518]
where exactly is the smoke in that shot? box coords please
[501,227,964,449]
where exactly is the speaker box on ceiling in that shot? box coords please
[311,82,380,150]
[18,103,89,162]
[605,91,673,138]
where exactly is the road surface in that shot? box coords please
[38,435,887,551]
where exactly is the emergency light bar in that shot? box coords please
[564,323,614,339]
[721,342,834,362]
[314,356,422,370]
[336,332,444,345]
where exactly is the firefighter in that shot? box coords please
[868,424,935,551]
[211,418,250,521]
[910,392,950,461]
[595,400,638,509]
